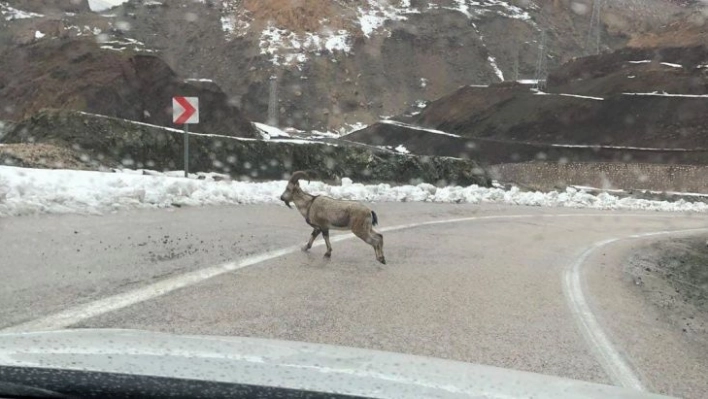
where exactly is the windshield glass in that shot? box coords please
[1,1,708,398]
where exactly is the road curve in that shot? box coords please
[1,203,707,398]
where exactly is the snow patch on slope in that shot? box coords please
[259,24,351,68]
[0,2,43,20]
[357,0,420,37]
[445,0,533,21]
[487,55,504,81]
[98,36,156,53]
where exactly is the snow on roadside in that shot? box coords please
[573,185,708,198]
[2,166,708,217]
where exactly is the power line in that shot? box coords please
[513,42,520,82]
[533,30,547,91]
[267,75,279,127]
[585,0,603,55]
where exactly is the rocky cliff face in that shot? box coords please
[0,38,256,137]
[2,0,700,132]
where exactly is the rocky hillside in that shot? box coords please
[0,37,256,137]
[343,44,708,164]
[1,0,702,132]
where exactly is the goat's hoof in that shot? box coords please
[323,253,331,259]
[378,257,386,265]
[301,245,310,252]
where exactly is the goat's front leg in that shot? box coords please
[302,227,321,252]
[322,229,332,258]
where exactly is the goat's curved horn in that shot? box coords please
[289,171,310,185]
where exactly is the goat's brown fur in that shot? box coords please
[280,171,385,264]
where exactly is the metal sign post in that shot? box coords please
[183,123,189,177]
[172,96,199,177]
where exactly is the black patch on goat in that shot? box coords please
[371,211,378,226]
[305,195,319,226]
[330,213,351,228]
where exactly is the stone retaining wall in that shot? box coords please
[492,162,708,193]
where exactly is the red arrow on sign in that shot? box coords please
[173,96,198,124]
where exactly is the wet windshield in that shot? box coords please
[1,1,707,398]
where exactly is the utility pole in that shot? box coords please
[267,74,278,127]
[512,43,520,82]
[533,30,547,91]
[585,0,603,55]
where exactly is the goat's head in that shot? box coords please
[280,171,310,208]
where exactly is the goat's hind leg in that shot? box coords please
[322,229,333,259]
[355,229,386,265]
[374,231,385,264]
[302,227,321,252]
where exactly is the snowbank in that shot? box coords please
[2,166,708,217]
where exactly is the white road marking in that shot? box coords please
[562,227,708,391]
[2,212,706,391]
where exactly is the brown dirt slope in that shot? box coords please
[0,38,256,137]
[381,45,708,150]
[0,143,113,169]
[628,8,708,48]
[546,45,708,95]
[345,45,708,163]
[407,87,708,148]
[344,122,708,165]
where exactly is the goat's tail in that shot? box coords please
[371,211,379,226]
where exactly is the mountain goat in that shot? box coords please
[280,171,385,264]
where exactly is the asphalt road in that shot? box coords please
[1,203,707,398]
